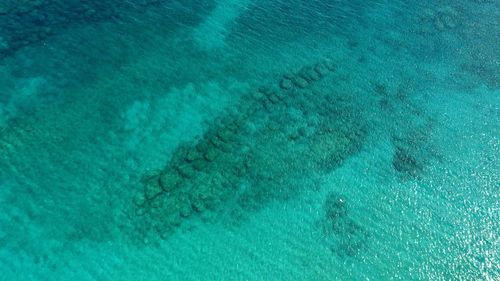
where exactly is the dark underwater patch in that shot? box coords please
[131,58,367,241]
[320,192,369,258]
[391,124,441,180]
[0,0,214,59]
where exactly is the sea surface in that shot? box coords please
[0,1,499,280]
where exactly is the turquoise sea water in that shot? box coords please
[0,1,499,280]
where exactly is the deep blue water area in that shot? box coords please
[0,1,498,280]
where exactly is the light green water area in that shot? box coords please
[0,1,499,280]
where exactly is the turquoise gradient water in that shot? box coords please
[0,1,498,280]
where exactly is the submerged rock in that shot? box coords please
[159,170,181,192]
[299,67,321,82]
[262,100,274,112]
[179,205,192,218]
[219,141,234,153]
[268,93,281,104]
[252,91,265,102]
[192,159,208,171]
[292,76,309,88]
[177,164,195,178]
[314,62,330,76]
[226,121,239,132]
[143,175,163,200]
[191,197,206,212]
[218,129,235,143]
[133,192,146,207]
[258,86,273,96]
[323,59,336,71]
[280,78,294,90]
[195,141,210,154]
[204,147,218,162]
[185,148,201,162]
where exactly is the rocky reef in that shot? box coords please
[131,58,367,240]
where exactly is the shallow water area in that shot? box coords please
[0,0,499,280]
